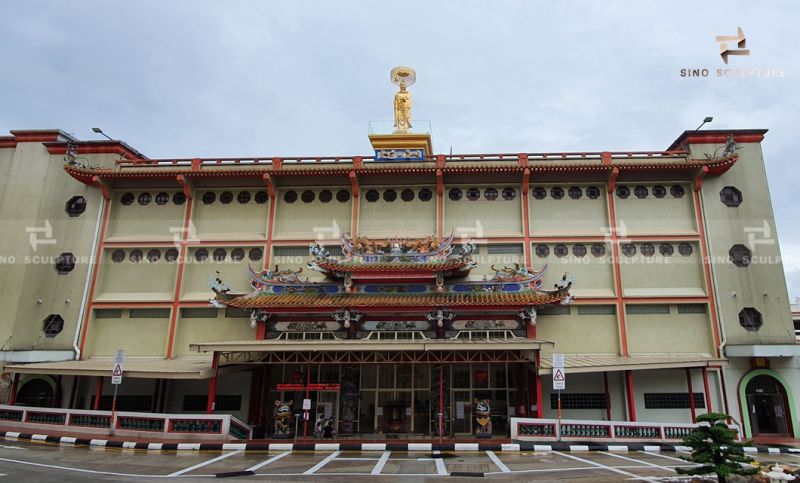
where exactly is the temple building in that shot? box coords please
[0,68,798,440]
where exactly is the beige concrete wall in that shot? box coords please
[470,244,524,278]
[444,184,523,236]
[106,190,186,242]
[532,242,615,298]
[619,242,706,297]
[85,311,169,357]
[181,246,261,301]
[359,186,436,237]
[696,142,795,345]
[94,248,177,302]
[172,309,255,356]
[192,189,268,241]
[536,311,619,354]
[273,187,351,240]
[626,308,713,354]
[615,183,697,235]
[530,184,609,236]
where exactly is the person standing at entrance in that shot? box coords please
[314,414,324,438]
[323,418,335,439]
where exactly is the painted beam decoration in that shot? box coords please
[375,148,425,162]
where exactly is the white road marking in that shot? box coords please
[555,451,643,479]
[246,451,290,472]
[486,450,511,473]
[0,456,170,478]
[370,451,391,475]
[302,450,341,475]
[643,451,697,464]
[167,450,242,477]
[603,451,675,473]
[433,450,448,475]
[0,445,24,450]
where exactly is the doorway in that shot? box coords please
[745,375,790,436]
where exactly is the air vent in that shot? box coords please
[273,246,308,257]
[95,309,123,319]
[677,304,707,314]
[538,306,570,316]
[577,305,616,316]
[487,244,523,255]
[129,308,171,319]
[225,307,250,318]
[180,308,219,319]
[626,304,670,315]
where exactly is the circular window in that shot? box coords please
[502,187,516,200]
[55,253,76,274]
[111,249,126,262]
[554,244,568,258]
[220,191,234,204]
[720,186,743,207]
[383,189,397,202]
[202,192,216,204]
[448,188,463,201]
[194,249,209,262]
[591,244,606,257]
[213,248,227,261]
[535,245,550,258]
[729,244,751,267]
[283,191,298,203]
[670,185,685,198]
[532,187,546,200]
[466,188,480,201]
[640,243,655,257]
[634,186,648,199]
[249,247,263,261]
[173,192,187,205]
[418,188,433,201]
[484,188,498,201]
[336,190,350,203]
[231,248,245,261]
[572,244,587,257]
[146,249,161,263]
[678,242,693,256]
[301,190,315,203]
[254,191,268,204]
[586,186,600,199]
[400,189,415,202]
[652,185,666,198]
[120,193,135,206]
[550,187,564,200]
[568,187,582,199]
[659,243,674,256]
[616,186,630,199]
[621,244,636,257]
[65,196,87,217]
[155,192,169,205]
[129,249,144,263]
[237,191,251,204]
[165,248,179,262]
[319,190,332,203]
[138,193,152,206]
[739,308,762,331]
[365,190,380,202]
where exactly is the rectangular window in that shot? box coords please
[487,244,523,255]
[95,309,123,319]
[626,304,670,315]
[577,305,616,316]
[182,395,242,412]
[225,307,250,318]
[129,308,171,319]
[180,308,219,319]
[677,304,707,314]
[93,395,153,412]
[538,306,570,316]
[549,393,607,410]
[644,393,706,409]
[273,246,308,257]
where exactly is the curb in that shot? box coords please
[2,431,799,454]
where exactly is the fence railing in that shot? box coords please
[0,404,252,441]
[511,417,741,442]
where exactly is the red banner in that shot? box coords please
[275,383,341,391]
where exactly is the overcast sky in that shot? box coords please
[2,1,799,299]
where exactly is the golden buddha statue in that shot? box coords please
[390,66,416,133]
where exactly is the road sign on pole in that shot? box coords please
[553,368,566,390]
[552,353,564,369]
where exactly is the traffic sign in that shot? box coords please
[302,398,312,410]
[553,368,566,390]
[111,363,123,385]
[115,349,124,364]
[552,353,564,369]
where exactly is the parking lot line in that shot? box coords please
[432,450,448,475]
[0,456,162,478]
[167,450,242,477]
[603,451,676,473]
[555,451,643,479]
[246,450,291,472]
[370,451,391,475]
[486,450,511,473]
[303,451,341,475]
[643,451,696,465]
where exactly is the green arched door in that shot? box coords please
[745,375,790,436]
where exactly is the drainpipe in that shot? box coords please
[73,196,105,361]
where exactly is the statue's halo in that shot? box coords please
[390,66,416,87]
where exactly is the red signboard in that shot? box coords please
[275,383,341,391]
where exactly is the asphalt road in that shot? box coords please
[0,438,798,482]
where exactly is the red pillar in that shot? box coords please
[8,373,19,405]
[206,351,219,414]
[603,372,612,421]
[303,364,311,438]
[624,371,636,421]
[438,364,444,442]
[686,368,696,423]
[92,376,104,410]
[701,367,713,413]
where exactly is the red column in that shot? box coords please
[686,368,696,423]
[303,364,311,438]
[701,367,713,413]
[92,376,104,410]
[624,371,636,421]
[438,364,444,442]
[206,351,219,414]
[8,373,19,405]
[603,372,612,421]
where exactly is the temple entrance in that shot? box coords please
[16,378,54,407]
[745,375,790,436]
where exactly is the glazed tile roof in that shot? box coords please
[215,289,569,310]
[315,258,471,273]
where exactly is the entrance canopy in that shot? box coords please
[538,353,727,374]
[2,357,220,379]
